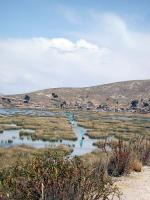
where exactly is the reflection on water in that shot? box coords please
[80,139,83,148]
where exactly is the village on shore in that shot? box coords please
[0,92,150,114]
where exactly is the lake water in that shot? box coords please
[0,109,98,156]
[0,108,55,116]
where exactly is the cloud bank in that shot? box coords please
[0,13,150,94]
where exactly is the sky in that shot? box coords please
[0,0,150,94]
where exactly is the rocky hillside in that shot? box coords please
[1,80,150,110]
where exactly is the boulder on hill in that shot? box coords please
[131,99,139,109]
[142,102,149,107]
[52,93,58,98]
[24,95,30,103]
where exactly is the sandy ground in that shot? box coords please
[115,166,150,200]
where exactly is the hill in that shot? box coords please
[1,79,150,110]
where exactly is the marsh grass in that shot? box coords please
[76,111,150,140]
[0,115,77,141]
[19,130,34,137]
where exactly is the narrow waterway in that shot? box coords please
[66,112,98,156]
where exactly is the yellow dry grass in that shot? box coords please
[0,144,71,170]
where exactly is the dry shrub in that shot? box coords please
[107,140,132,176]
[106,136,150,176]
[130,158,142,172]
[129,136,150,165]
[0,152,120,200]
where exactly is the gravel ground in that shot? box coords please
[115,166,150,200]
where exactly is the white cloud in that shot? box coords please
[0,13,150,94]
[0,37,110,94]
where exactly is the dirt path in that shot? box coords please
[115,166,150,200]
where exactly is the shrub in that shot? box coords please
[107,140,132,176]
[0,152,120,200]
[107,136,150,176]
[130,159,142,172]
[128,136,150,165]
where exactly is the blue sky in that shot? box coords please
[0,0,150,38]
[0,0,150,94]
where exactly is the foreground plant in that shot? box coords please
[0,152,120,200]
[105,136,150,176]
